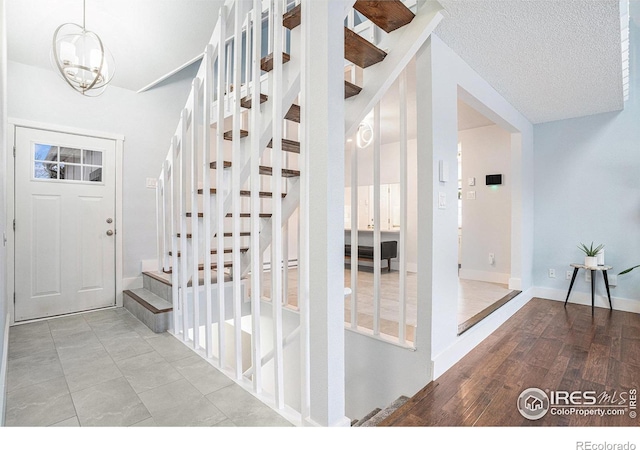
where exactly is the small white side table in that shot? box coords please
[564,263,613,315]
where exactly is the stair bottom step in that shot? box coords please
[124,288,172,333]
[357,396,410,427]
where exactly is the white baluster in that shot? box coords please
[216,4,228,368]
[250,0,263,394]
[202,45,214,358]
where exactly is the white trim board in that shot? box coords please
[532,287,640,314]
[6,119,125,324]
[8,118,125,142]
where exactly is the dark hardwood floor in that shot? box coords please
[381,298,640,426]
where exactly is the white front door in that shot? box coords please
[14,127,117,321]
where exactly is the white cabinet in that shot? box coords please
[345,183,400,231]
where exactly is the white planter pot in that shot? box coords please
[584,256,598,267]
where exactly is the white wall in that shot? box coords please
[533,8,640,310]
[0,0,9,426]
[7,61,197,282]
[416,35,534,379]
[459,124,512,284]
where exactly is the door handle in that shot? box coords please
[106,230,114,236]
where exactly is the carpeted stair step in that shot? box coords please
[352,408,381,427]
[359,396,410,427]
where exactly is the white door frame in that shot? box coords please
[6,118,124,325]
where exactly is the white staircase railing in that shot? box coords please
[156,0,444,426]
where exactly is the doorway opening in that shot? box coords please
[456,99,520,335]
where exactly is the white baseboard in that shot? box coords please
[431,288,533,379]
[532,287,640,314]
[0,314,10,426]
[459,269,510,285]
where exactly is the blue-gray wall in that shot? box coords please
[533,8,640,303]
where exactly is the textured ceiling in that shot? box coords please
[434,0,625,124]
[7,0,223,92]
[6,0,626,123]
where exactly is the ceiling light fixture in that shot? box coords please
[51,0,115,96]
[356,121,373,148]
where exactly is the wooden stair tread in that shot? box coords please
[163,261,234,274]
[187,212,271,218]
[353,0,415,33]
[210,161,300,178]
[345,80,363,99]
[226,212,272,218]
[267,138,300,154]
[169,247,249,257]
[177,232,251,238]
[223,131,300,155]
[283,3,301,30]
[198,188,286,198]
[223,129,249,140]
[258,166,301,178]
[283,3,387,69]
[285,104,301,123]
[142,271,172,287]
[240,93,268,109]
[344,27,387,68]
[240,93,299,124]
[124,289,172,314]
[210,161,232,169]
[260,52,290,72]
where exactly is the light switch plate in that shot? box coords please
[468,177,475,186]
[438,192,446,209]
[146,178,157,189]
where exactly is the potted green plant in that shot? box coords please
[578,242,604,267]
[619,265,640,276]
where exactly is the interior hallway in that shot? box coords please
[5,307,292,427]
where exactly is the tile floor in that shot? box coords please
[4,307,292,427]
[457,279,514,324]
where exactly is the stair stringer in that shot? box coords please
[344,0,445,137]
[239,177,300,278]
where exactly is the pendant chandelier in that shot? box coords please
[51,0,115,96]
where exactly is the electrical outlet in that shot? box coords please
[488,253,495,265]
[566,270,573,280]
[548,268,556,278]
[585,271,591,282]
[608,274,617,287]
